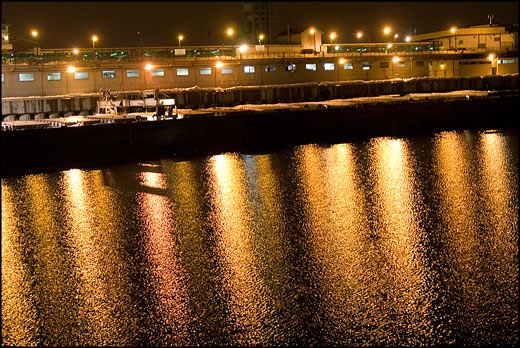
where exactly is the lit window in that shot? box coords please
[499,59,517,64]
[305,63,317,71]
[285,63,296,71]
[1,74,4,83]
[74,72,88,80]
[127,70,140,78]
[176,68,189,76]
[222,67,233,74]
[265,65,276,72]
[47,72,61,81]
[102,70,115,79]
[19,73,35,82]
[244,65,255,73]
[200,68,212,75]
[152,69,164,77]
[362,62,372,70]
[324,63,335,71]
[379,62,389,69]
[343,62,353,70]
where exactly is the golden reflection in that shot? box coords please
[479,132,519,292]
[63,169,122,345]
[87,170,140,344]
[1,183,39,346]
[208,153,265,344]
[433,132,478,248]
[480,133,518,236]
[139,171,167,189]
[369,137,434,343]
[137,188,190,345]
[23,174,80,345]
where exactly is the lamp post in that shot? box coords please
[394,33,399,42]
[392,56,400,78]
[383,26,391,42]
[310,28,316,53]
[91,35,98,59]
[215,61,223,87]
[178,34,183,48]
[258,33,264,44]
[226,28,234,56]
[338,58,345,82]
[66,66,76,94]
[450,27,457,51]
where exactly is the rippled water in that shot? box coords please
[2,129,518,347]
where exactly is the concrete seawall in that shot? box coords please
[2,93,518,177]
[2,74,518,119]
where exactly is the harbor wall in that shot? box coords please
[2,74,518,119]
[2,94,518,177]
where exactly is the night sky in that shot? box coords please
[2,1,518,48]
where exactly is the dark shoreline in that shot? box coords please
[2,93,518,178]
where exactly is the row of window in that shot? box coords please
[4,59,516,83]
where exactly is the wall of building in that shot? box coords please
[2,56,517,98]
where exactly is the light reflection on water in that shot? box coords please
[2,129,518,346]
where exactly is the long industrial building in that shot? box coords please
[1,23,517,98]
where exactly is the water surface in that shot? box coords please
[2,129,518,346]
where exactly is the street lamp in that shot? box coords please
[356,31,363,39]
[329,32,336,44]
[405,36,412,43]
[31,30,38,38]
[338,58,345,81]
[215,61,223,87]
[310,28,316,53]
[91,35,98,59]
[394,33,399,42]
[226,28,234,55]
[178,34,183,48]
[145,63,153,70]
[73,48,79,55]
[383,26,391,36]
[450,27,457,50]
[258,33,264,44]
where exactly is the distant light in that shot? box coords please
[440,63,445,69]
[145,63,153,70]
[120,51,124,54]
[356,31,363,39]
[92,35,98,42]
[73,48,79,54]
[394,33,399,39]
[334,45,339,50]
[216,61,223,68]
[67,66,76,73]
[227,28,234,36]
[339,58,345,64]
[383,26,391,35]
[387,43,393,48]
[239,44,247,53]
[405,36,412,42]
[310,28,315,35]
[488,53,495,61]
[450,27,457,34]
[3,35,9,41]
[392,56,400,63]
[31,30,38,37]
[178,35,184,41]
[259,34,264,40]
[330,32,336,40]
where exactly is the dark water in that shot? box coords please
[2,129,518,347]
